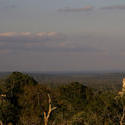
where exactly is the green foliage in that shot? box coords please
[0,72,125,125]
[0,98,18,124]
[59,82,93,111]
[0,72,38,125]
[5,72,37,92]
[5,72,37,103]
[18,84,51,125]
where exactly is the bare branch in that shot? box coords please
[120,106,125,125]
[43,94,57,125]
[0,120,3,125]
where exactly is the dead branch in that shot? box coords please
[43,94,56,125]
[120,106,125,125]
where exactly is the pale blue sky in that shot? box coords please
[0,0,125,71]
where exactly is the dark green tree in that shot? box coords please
[0,72,38,125]
[5,72,37,104]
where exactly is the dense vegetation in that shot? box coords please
[0,72,125,125]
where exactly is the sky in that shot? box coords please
[0,0,125,72]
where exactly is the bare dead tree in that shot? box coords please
[120,106,125,125]
[43,94,56,125]
[0,120,3,125]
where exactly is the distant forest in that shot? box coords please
[0,72,123,90]
[0,72,125,125]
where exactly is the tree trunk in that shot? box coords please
[43,94,56,125]
[120,106,125,125]
[0,121,3,125]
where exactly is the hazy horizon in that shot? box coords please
[0,70,125,74]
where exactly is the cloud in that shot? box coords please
[0,32,18,37]
[0,32,102,54]
[100,5,125,10]
[0,32,60,38]
[0,1,16,10]
[1,32,125,71]
[57,5,125,13]
[57,6,94,12]
[0,32,64,43]
[0,49,11,54]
